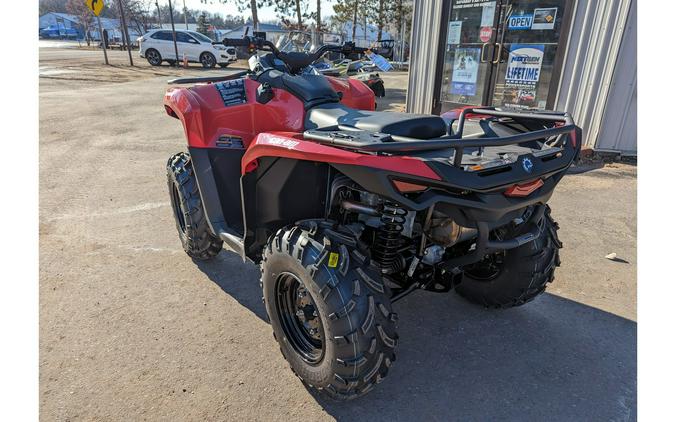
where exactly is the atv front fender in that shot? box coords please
[164,87,208,147]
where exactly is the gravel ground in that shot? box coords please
[39,47,636,421]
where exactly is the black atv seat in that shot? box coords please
[305,103,448,139]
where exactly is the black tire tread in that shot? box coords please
[261,221,398,400]
[145,48,162,66]
[455,205,561,309]
[166,152,222,260]
[200,52,217,68]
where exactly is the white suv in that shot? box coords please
[138,29,237,68]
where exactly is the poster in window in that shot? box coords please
[503,44,544,108]
[450,47,480,96]
[481,2,496,27]
[447,21,462,45]
[531,8,557,30]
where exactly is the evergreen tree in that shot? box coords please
[196,12,209,36]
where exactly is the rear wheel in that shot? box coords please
[166,152,222,260]
[145,48,162,66]
[455,206,562,308]
[200,52,217,68]
[261,221,398,400]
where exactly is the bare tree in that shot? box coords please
[40,0,69,15]
[204,0,273,30]
[66,0,94,45]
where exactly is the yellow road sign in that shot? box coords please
[85,0,104,16]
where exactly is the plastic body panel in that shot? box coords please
[163,76,376,150]
[325,77,376,110]
[241,132,441,180]
[164,78,305,148]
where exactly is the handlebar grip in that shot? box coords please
[221,37,252,47]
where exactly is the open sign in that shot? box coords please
[508,14,533,30]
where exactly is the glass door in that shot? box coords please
[438,0,503,112]
[436,0,570,114]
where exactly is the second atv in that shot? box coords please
[164,36,581,400]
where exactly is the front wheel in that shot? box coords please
[200,52,217,68]
[261,221,399,400]
[166,152,222,260]
[455,206,562,308]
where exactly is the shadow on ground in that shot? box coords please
[197,251,636,421]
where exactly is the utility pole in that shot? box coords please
[352,1,358,41]
[96,15,109,65]
[155,0,161,27]
[183,0,189,30]
[363,11,367,45]
[167,0,180,64]
[316,0,321,32]
[116,0,134,65]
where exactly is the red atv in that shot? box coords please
[164,37,581,400]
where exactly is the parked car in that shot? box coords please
[138,29,237,68]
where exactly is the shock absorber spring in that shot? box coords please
[373,203,407,273]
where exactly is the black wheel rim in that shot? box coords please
[464,252,505,281]
[275,272,325,364]
[171,183,186,233]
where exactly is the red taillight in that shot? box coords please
[504,179,544,197]
[569,129,577,148]
[392,180,427,193]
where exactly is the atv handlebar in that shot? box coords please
[218,36,369,73]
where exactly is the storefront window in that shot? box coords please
[438,0,569,113]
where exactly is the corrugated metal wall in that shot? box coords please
[555,0,636,153]
[406,0,445,114]
[407,0,637,154]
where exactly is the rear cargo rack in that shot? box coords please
[303,107,581,168]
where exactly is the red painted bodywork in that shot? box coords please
[164,76,376,149]
[164,78,305,148]
[241,132,441,181]
[164,75,438,180]
[326,77,376,110]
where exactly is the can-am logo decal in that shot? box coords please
[522,157,534,173]
[265,136,299,149]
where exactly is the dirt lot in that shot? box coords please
[40,46,636,421]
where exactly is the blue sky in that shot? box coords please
[163,0,336,23]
